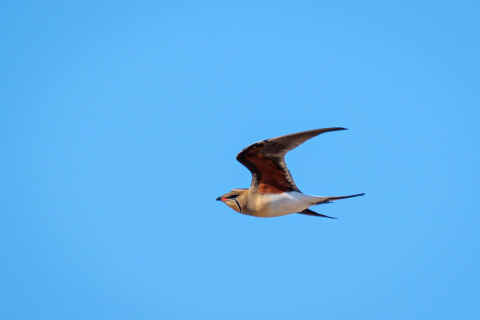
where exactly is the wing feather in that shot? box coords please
[297,208,337,219]
[236,127,346,193]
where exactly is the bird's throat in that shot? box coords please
[233,199,242,213]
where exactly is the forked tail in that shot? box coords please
[315,193,365,205]
[298,193,365,218]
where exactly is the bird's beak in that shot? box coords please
[215,196,223,201]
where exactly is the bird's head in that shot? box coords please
[215,188,248,213]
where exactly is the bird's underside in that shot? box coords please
[216,127,364,218]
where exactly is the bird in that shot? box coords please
[216,127,364,218]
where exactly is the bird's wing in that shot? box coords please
[236,127,346,193]
[297,208,337,219]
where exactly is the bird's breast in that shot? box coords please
[250,192,314,218]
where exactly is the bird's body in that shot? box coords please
[216,128,364,218]
[244,191,321,218]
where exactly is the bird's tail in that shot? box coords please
[314,193,365,205]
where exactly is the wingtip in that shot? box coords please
[329,127,347,132]
[322,214,337,219]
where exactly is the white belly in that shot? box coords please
[253,192,316,218]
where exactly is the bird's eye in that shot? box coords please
[229,195,238,199]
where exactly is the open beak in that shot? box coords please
[215,196,223,201]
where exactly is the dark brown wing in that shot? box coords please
[297,208,337,219]
[236,127,346,194]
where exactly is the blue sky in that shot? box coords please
[1,1,479,319]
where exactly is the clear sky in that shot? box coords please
[1,1,479,319]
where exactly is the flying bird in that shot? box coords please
[216,127,364,218]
